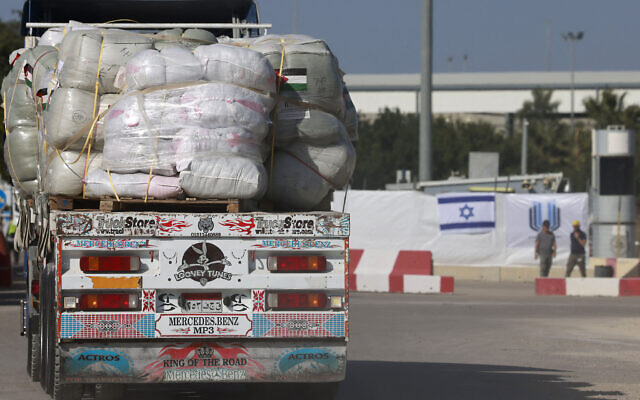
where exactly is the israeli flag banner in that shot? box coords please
[437,193,496,234]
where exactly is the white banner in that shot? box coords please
[437,193,495,234]
[504,194,588,249]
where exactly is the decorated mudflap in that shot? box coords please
[61,341,347,384]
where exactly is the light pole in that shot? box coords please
[563,31,584,137]
[419,0,433,182]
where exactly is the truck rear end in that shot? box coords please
[40,208,349,396]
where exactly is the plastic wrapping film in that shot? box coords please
[4,126,38,181]
[194,44,276,94]
[58,29,153,94]
[153,28,218,51]
[84,170,182,199]
[2,62,36,130]
[248,35,346,119]
[2,27,357,206]
[179,156,267,199]
[42,150,102,196]
[102,81,273,174]
[43,88,120,150]
[120,46,203,92]
[269,130,356,210]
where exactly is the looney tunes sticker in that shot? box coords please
[174,242,232,286]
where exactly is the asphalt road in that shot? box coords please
[1,277,639,399]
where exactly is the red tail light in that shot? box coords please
[78,293,139,311]
[267,292,328,310]
[267,256,327,272]
[80,256,141,273]
[31,280,40,298]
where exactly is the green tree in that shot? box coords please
[517,88,573,176]
[352,108,520,189]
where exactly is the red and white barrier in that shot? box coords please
[536,278,640,296]
[349,249,454,294]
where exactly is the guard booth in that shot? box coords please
[591,126,635,258]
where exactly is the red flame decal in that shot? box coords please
[220,218,255,236]
[156,217,192,233]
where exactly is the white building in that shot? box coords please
[344,71,640,116]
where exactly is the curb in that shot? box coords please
[535,277,640,296]
[349,249,454,294]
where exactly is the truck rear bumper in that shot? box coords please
[60,340,346,384]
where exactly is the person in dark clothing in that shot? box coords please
[566,220,587,277]
[535,220,556,277]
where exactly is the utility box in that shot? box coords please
[469,152,499,179]
[591,126,635,258]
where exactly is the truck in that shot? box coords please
[16,1,350,398]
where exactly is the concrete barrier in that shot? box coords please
[535,277,640,296]
[349,249,454,294]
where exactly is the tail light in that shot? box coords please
[31,280,40,298]
[77,293,140,311]
[267,256,327,272]
[267,292,328,310]
[80,256,141,273]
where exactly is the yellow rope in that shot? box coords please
[82,29,106,198]
[106,168,120,201]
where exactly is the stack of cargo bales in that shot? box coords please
[247,35,357,210]
[94,42,275,199]
[41,28,154,196]
[1,49,39,195]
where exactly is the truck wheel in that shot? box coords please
[52,346,83,400]
[94,383,126,400]
[45,269,57,395]
[38,269,50,390]
[26,326,41,382]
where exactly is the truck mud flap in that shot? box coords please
[60,340,346,384]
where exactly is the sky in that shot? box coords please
[2,0,640,74]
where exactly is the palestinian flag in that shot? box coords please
[23,63,33,88]
[278,68,307,92]
[36,88,51,110]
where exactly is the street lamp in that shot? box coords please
[562,31,584,137]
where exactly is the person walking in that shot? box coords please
[535,220,556,277]
[566,220,587,277]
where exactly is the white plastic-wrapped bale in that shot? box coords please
[179,156,267,199]
[274,103,347,146]
[84,170,182,199]
[38,28,65,47]
[43,150,102,196]
[122,46,203,91]
[13,179,38,196]
[194,44,276,93]
[2,78,36,130]
[94,94,121,148]
[43,87,95,150]
[173,127,266,172]
[58,29,153,93]
[22,46,58,93]
[102,89,183,174]
[249,35,345,118]
[269,151,332,210]
[269,132,356,210]
[4,126,38,182]
[178,82,274,134]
